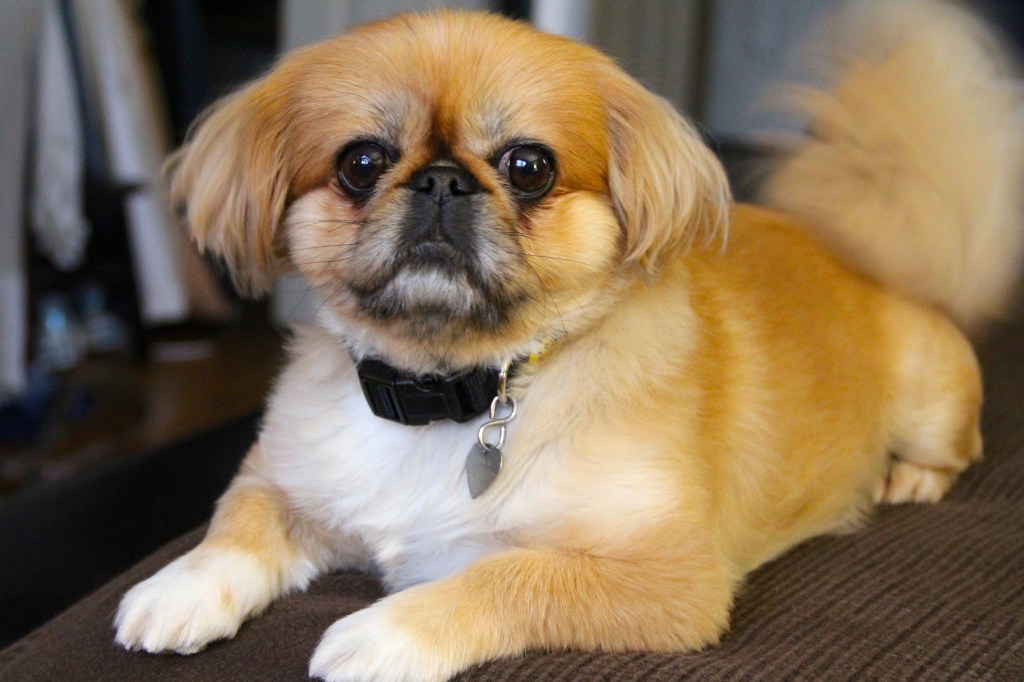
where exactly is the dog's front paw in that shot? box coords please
[309,599,457,682]
[114,548,273,654]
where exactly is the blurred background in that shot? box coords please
[1,0,1021,651]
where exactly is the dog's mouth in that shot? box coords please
[398,241,470,277]
[408,241,461,264]
[348,236,520,335]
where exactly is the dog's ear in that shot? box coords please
[600,65,731,270]
[166,78,290,296]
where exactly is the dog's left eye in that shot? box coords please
[336,142,391,196]
[500,145,556,199]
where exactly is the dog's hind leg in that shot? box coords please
[876,308,983,505]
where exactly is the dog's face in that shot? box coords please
[170,11,728,371]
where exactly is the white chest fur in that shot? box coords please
[256,326,513,590]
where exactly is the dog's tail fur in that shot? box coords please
[761,0,1024,333]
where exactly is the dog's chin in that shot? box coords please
[351,259,518,339]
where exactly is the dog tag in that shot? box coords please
[466,443,503,498]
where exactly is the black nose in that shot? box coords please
[407,164,481,198]
[402,163,482,257]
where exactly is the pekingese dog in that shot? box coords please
[114,2,1024,680]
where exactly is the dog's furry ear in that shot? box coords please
[166,79,290,296]
[601,66,731,270]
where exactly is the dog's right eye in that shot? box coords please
[336,142,390,196]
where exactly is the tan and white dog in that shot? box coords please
[114,2,1023,680]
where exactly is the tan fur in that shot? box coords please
[395,532,733,656]
[599,62,731,268]
[167,82,292,294]
[204,465,297,564]
[121,4,1021,679]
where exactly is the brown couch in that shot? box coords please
[2,314,1022,681]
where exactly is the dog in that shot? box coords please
[114,2,1023,680]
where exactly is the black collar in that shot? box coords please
[356,358,500,426]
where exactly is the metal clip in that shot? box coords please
[466,359,517,498]
[476,395,517,451]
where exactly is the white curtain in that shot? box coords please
[0,2,44,399]
[71,0,190,325]
[33,0,90,272]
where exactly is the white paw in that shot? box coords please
[309,599,454,682]
[114,547,274,654]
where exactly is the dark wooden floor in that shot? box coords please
[0,313,284,496]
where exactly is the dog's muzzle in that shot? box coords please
[401,163,482,263]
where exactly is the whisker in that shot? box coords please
[289,242,361,252]
[522,257,569,340]
[310,277,352,320]
[302,233,364,318]
[522,251,594,267]
[492,245,596,269]
[292,255,360,266]
[285,280,320,322]
[289,218,362,228]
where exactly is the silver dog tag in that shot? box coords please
[466,443,503,498]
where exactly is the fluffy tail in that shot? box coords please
[761,0,1024,333]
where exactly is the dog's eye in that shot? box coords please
[337,142,390,196]
[500,145,555,199]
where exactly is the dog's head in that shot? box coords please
[170,11,729,371]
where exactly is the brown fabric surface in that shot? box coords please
[2,318,1022,681]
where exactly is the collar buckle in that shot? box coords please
[356,358,500,426]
